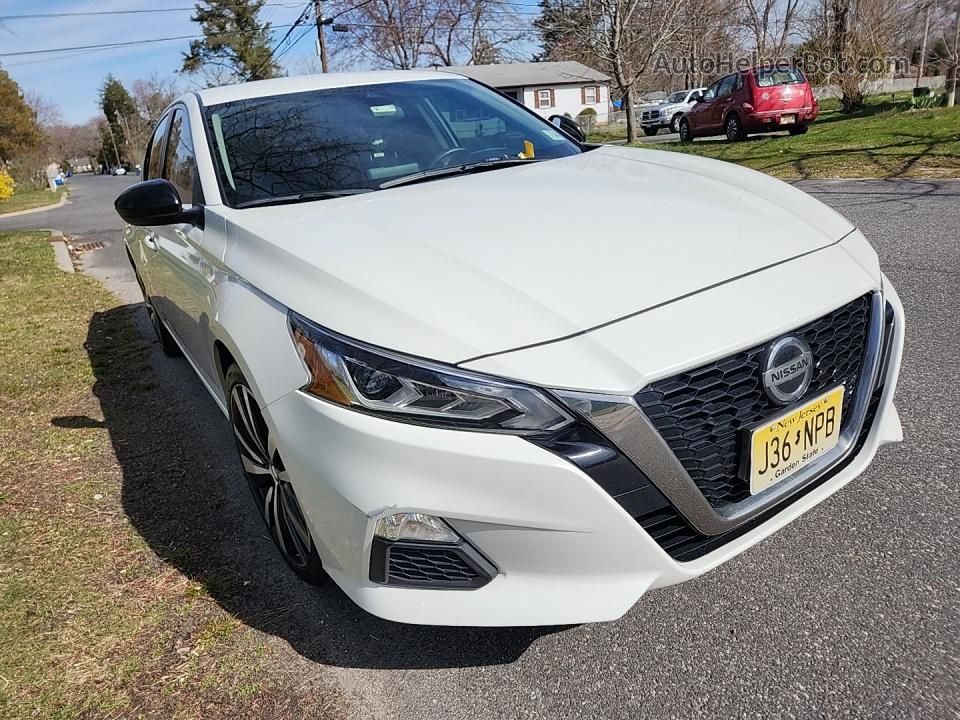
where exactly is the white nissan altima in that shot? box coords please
[115,71,905,626]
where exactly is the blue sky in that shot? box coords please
[0,0,332,124]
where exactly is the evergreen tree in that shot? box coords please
[181,0,282,83]
[0,69,42,166]
[532,0,594,64]
[99,75,136,167]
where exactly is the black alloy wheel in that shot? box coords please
[725,113,746,142]
[226,364,328,586]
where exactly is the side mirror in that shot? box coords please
[548,114,587,144]
[691,94,703,104]
[114,179,203,228]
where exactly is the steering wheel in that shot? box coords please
[430,147,468,169]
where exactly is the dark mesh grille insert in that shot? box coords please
[387,545,483,586]
[635,381,884,562]
[635,294,872,507]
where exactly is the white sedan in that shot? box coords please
[115,71,904,626]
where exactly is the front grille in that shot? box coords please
[635,380,884,562]
[635,294,872,508]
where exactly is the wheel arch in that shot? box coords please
[723,109,741,126]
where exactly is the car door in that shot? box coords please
[129,113,172,300]
[687,78,720,133]
[148,105,218,384]
[709,74,738,130]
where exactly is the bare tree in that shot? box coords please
[23,91,64,130]
[736,0,804,59]
[114,75,180,169]
[426,0,527,65]
[334,0,528,68]
[673,0,739,88]
[549,0,689,143]
[338,0,437,68]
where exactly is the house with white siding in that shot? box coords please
[437,62,612,123]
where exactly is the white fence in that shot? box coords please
[812,75,947,98]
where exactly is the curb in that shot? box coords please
[49,230,74,273]
[0,192,69,219]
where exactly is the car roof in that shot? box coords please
[194,70,467,106]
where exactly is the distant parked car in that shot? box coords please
[112,167,127,176]
[639,88,706,135]
[680,66,818,142]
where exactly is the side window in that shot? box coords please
[733,74,743,92]
[716,75,737,98]
[164,108,201,204]
[703,80,720,100]
[145,115,170,180]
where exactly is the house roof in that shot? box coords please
[437,61,610,88]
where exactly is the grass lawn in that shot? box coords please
[0,232,343,719]
[634,94,960,179]
[0,185,67,215]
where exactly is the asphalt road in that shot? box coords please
[6,173,958,719]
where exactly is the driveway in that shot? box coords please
[12,174,959,719]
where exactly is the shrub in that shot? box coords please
[910,93,944,109]
[578,107,597,117]
[0,170,14,201]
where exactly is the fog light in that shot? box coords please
[374,512,459,543]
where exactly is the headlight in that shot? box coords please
[289,312,574,434]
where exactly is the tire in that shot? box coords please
[128,253,181,357]
[643,127,659,137]
[670,114,683,134]
[679,118,694,143]
[226,364,329,586]
[788,124,809,136]
[725,113,746,142]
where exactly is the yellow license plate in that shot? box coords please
[747,386,844,495]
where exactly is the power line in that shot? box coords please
[248,1,316,78]
[0,23,299,59]
[0,3,304,21]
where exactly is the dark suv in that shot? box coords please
[680,66,819,142]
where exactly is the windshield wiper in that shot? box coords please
[235,188,373,209]
[379,158,541,190]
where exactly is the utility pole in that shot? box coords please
[314,0,329,73]
[916,3,931,87]
[105,118,122,170]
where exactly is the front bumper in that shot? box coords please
[262,277,905,626]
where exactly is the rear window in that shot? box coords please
[755,68,806,87]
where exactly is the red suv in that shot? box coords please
[679,66,818,142]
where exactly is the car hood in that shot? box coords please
[218,146,855,364]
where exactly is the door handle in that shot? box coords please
[144,231,159,251]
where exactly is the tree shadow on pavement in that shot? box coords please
[76,303,563,670]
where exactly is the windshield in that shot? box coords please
[205,79,581,207]
[666,92,687,103]
[755,67,806,87]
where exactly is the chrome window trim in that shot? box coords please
[554,291,884,536]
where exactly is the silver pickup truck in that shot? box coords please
[639,88,706,135]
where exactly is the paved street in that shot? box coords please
[5,173,958,719]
